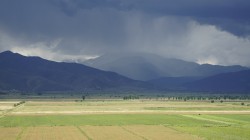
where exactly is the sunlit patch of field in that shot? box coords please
[0,101,18,110]
[0,101,18,116]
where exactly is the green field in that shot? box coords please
[0,100,250,140]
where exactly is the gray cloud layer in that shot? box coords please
[0,0,250,66]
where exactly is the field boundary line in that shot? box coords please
[120,126,148,140]
[182,115,234,125]
[16,127,27,140]
[76,126,92,140]
[200,115,249,124]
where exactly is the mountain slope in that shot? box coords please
[148,76,203,90]
[84,52,248,81]
[185,70,250,92]
[0,51,148,92]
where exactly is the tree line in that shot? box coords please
[13,101,25,107]
[122,95,250,101]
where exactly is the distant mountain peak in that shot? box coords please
[0,50,15,55]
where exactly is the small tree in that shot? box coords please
[82,95,85,101]
[211,100,214,103]
[220,100,223,103]
[241,102,245,105]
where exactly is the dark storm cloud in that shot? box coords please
[129,0,250,18]
[53,0,250,19]
[123,0,250,35]
[52,0,250,35]
[62,0,250,36]
[0,0,250,66]
[1,0,250,37]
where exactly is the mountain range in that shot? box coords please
[0,51,250,93]
[0,51,149,92]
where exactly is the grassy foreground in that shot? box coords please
[0,100,250,140]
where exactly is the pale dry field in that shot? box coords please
[0,125,203,140]
[21,126,88,140]
[9,100,250,115]
[81,126,144,140]
[79,125,202,140]
[0,127,22,140]
[0,101,17,115]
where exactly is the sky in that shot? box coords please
[0,0,250,66]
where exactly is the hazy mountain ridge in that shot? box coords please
[84,52,248,81]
